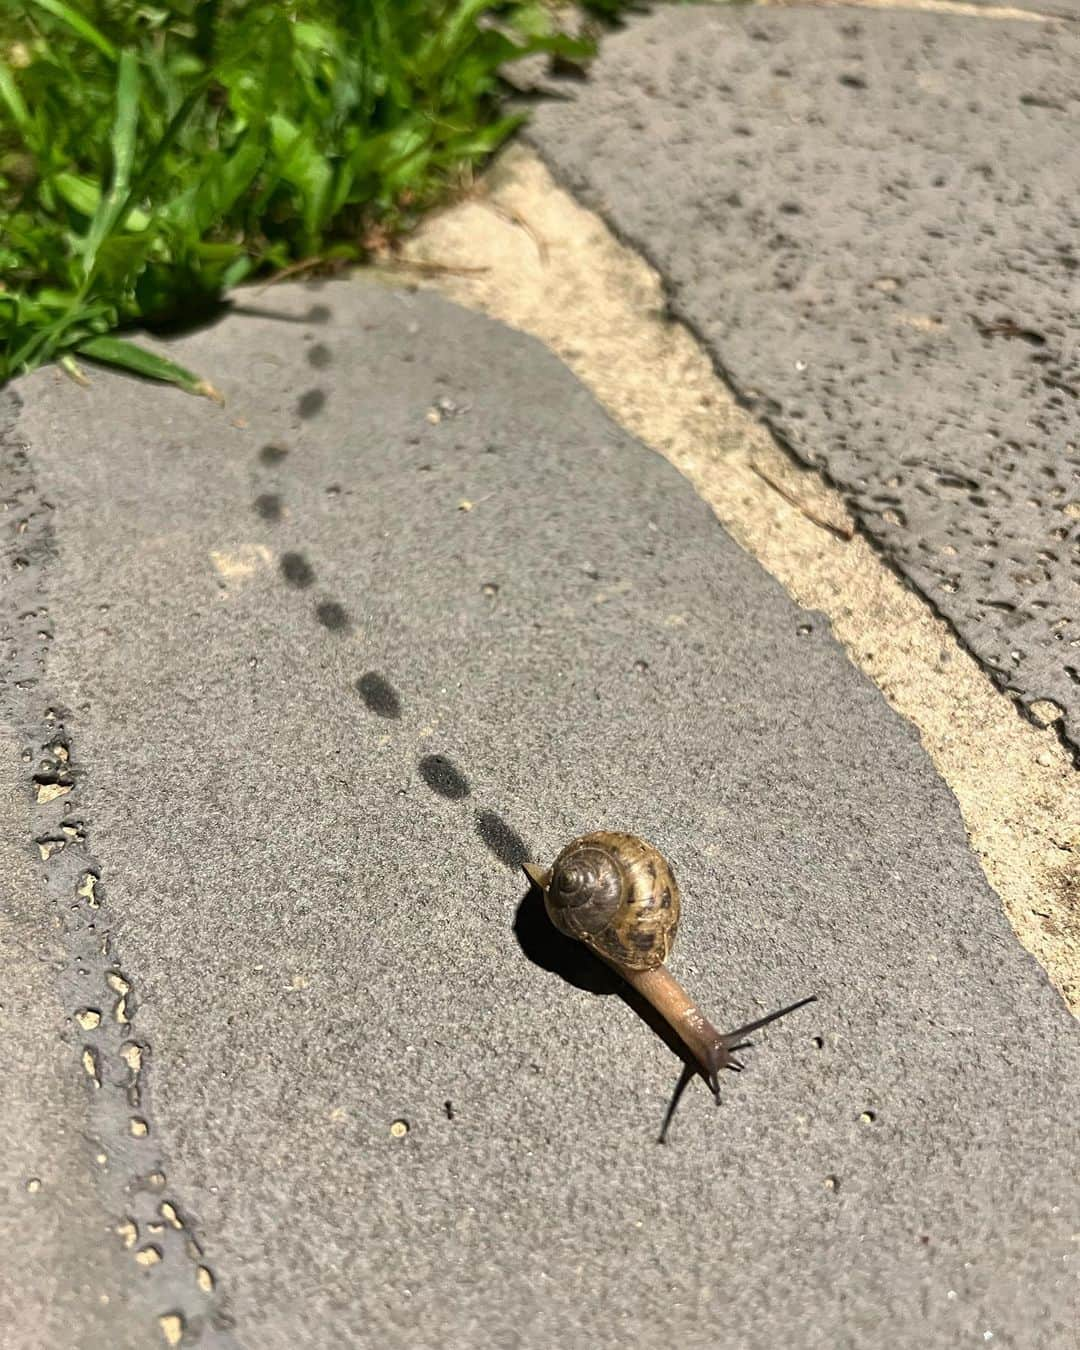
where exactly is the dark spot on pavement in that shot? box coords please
[260,444,289,466]
[307,344,332,369]
[298,389,326,419]
[316,600,349,632]
[254,493,282,522]
[280,552,315,589]
[475,811,530,869]
[307,304,332,323]
[418,755,470,800]
[355,672,401,719]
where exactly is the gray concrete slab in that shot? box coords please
[1,401,234,1346]
[2,280,1079,1347]
[525,3,1080,754]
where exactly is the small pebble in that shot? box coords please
[159,1314,184,1346]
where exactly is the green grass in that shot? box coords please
[0,1,636,393]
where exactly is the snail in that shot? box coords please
[524,831,815,1103]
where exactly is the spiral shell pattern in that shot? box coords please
[543,831,681,972]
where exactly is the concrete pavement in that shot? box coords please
[2,278,1078,1346]
[4,1,1080,1344]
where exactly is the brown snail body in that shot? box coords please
[524,831,814,1108]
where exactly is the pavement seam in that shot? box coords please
[1,390,237,1346]
[392,142,1080,1013]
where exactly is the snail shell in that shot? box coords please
[543,831,681,972]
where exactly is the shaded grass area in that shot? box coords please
[0,1,643,392]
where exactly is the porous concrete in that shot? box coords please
[525,4,1080,752]
[0,729,158,1350]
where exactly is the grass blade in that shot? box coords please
[77,335,222,401]
[80,48,140,280]
[0,63,31,132]
[28,0,118,61]
[117,72,215,232]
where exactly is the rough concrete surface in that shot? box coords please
[0,728,157,1350]
[524,4,1080,753]
[1,402,235,1346]
[398,143,1080,1012]
[3,281,1079,1346]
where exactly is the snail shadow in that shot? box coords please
[513,880,702,1092]
[513,884,617,996]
